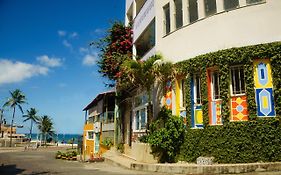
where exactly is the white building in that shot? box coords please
[126,0,281,62]
[123,1,281,162]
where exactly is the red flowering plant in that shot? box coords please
[92,22,133,87]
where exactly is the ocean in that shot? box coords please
[26,133,82,144]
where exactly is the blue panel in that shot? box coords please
[256,88,275,117]
[257,63,269,86]
[211,102,217,124]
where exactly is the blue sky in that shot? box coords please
[0,0,124,134]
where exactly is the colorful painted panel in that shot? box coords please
[254,59,275,117]
[191,78,203,128]
[210,101,222,125]
[231,96,248,121]
[164,81,172,109]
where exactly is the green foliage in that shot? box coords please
[102,138,113,148]
[117,143,124,153]
[146,107,185,163]
[178,118,281,163]
[175,42,281,163]
[92,21,132,85]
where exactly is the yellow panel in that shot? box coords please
[195,110,203,124]
[262,96,269,108]
[253,59,273,88]
[84,123,94,130]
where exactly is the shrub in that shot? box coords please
[146,107,185,163]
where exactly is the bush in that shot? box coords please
[178,118,281,163]
[146,107,185,163]
[102,138,113,148]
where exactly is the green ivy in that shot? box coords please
[177,118,281,163]
[175,42,281,163]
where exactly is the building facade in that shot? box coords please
[125,0,281,140]
[82,90,115,160]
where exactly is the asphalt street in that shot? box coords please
[0,148,162,175]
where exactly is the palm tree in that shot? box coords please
[38,115,54,146]
[3,89,26,147]
[23,108,39,145]
[122,55,162,124]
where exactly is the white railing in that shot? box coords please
[133,0,155,42]
[102,123,115,131]
[126,0,134,12]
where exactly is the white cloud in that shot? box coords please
[93,28,105,35]
[0,59,48,85]
[70,32,78,38]
[62,40,72,48]
[37,55,62,67]
[58,30,66,37]
[79,47,89,54]
[82,54,97,66]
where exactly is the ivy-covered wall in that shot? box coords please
[175,42,281,163]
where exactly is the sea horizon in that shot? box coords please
[23,133,82,144]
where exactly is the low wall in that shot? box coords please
[131,162,281,174]
[131,142,157,163]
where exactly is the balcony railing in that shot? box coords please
[133,0,155,42]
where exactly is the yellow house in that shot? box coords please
[82,90,115,160]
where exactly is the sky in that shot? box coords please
[0,0,125,134]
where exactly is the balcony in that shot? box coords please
[133,0,155,42]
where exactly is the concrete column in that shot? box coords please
[239,0,247,7]
[183,0,190,25]
[198,0,206,19]
[216,0,225,13]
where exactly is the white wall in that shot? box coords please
[155,0,281,62]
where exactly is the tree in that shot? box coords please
[92,21,133,86]
[23,108,39,145]
[3,89,26,147]
[38,115,54,146]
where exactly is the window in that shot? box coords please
[194,75,202,104]
[87,131,94,139]
[224,0,239,10]
[188,0,198,23]
[174,0,183,29]
[163,4,171,34]
[134,93,148,131]
[135,108,147,130]
[135,19,155,59]
[230,66,245,95]
[107,111,114,123]
[204,0,217,17]
[211,71,220,100]
[246,0,264,5]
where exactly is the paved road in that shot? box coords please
[1,148,281,175]
[0,148,164,175]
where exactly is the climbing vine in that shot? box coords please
[175,42,281,163]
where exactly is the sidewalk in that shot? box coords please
[103,150,281,174]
